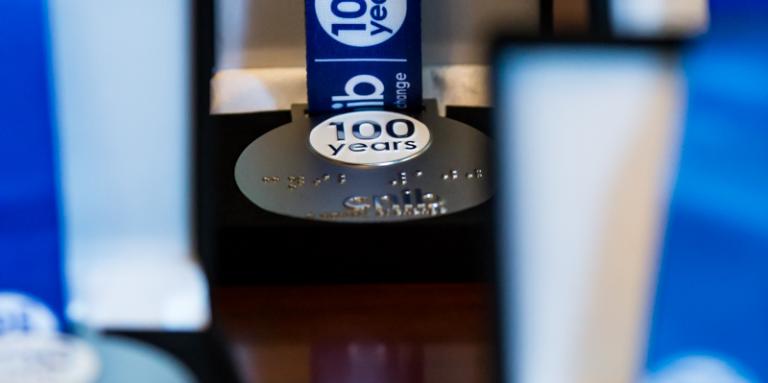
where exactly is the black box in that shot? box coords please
[211,106,493,285]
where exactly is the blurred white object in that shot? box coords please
[0,334,100,383]
[211,65,489,115]
[66,244,210,330]
[612,0,709,36]
[497,47,685,383]
[49,0,210,330]
[644,355,756,383]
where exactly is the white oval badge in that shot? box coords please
[315,0,407,47]
[309,111,431,167]
[0,293,59,336]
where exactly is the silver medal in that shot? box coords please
[235,102,491,223]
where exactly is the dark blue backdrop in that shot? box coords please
[0,0,66,326]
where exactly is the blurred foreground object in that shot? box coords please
[495,38,685,383]
[495,0,768,382]
[611,0,709,36]
[0,0,200,383]
[48,0,210,330]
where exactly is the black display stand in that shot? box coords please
[211,106,494,285]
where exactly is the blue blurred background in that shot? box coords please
[0,0,66,328]
[644,0,768,380]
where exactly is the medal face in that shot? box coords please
[235,105,492,223]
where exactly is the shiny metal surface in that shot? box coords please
[234,103,491,223]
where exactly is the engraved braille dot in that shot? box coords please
[323,174,331,181]
[466,173,475,179]
[415,171,423,177]
[442,174,450,181]
[400,172,407,177]
[451,174,459,180]
[401,180,407,185]
[391,180,398,186]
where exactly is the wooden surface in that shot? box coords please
[214,284,494,383]
[554,0,590,33]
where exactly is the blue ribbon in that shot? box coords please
[304,0,423,114]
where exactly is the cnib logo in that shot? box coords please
[315,0,407,47]
[332,74,385,110]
